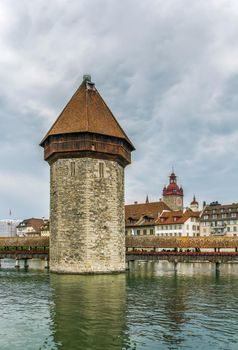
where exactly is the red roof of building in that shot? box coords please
[16,218,45,232]
[163,171,183,196]
[191,195,198,205]
[156,209,200,225]
[40,77,135,150]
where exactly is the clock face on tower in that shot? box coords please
[176,197,182,207]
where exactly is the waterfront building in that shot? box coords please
[0,219,22,237]
[40,75,135,273]
[200,202,238,237]
[155,209,200,237]
[16,218,45,237]
[125,200,170,236]
[162,171,184,210]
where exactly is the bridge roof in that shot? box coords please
[126,236,238,248]
[0,237,49,247]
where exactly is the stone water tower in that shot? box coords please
[40,75,135,273]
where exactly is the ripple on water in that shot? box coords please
[0,262,238,349]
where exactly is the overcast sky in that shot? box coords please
[0,0,238,219]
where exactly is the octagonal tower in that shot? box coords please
[40,75,135,273]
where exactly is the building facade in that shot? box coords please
[16,218,45,237]
[40,75,134,273]
[200,202,238,237]
[155,209,200,237]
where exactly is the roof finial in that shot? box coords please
[83,74,91,82]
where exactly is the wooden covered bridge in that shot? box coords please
[126,236,238,269]
[1,236,238,269]
[0,237,49,268]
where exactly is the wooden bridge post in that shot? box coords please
[24,259,29,269]
[44,258,49,269]
[15,259,20,269]
[174,260,178,271]
[215,261,221,271]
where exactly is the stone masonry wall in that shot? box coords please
[50,157,125,273]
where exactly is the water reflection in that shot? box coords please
[50,274,128,350]
[126,261,238,349]
[1,261,238,349]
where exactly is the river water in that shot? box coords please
[0,260,238,350]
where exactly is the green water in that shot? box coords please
[0,260,238,349]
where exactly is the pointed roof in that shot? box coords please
[191,195,199,205]
[40,76,135,149]
[163,171,184,196]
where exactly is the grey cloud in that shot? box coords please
[0,0,238,218]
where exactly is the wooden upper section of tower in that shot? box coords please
[40,75,135,166]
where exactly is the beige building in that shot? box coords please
[16,218,45,237]
[200,202,238,237]
[155,209,200,237]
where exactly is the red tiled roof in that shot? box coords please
[191,195,198,205]
[17,218,45,232]
[163,172,183,196]
[40,78,135,150]
[156,210,200,225]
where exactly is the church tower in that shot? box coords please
[40,75,135,273]
[190,195,199,212]
[162,171,184,210]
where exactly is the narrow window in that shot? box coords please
[99,162,104,178]
[71,162,75,176]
